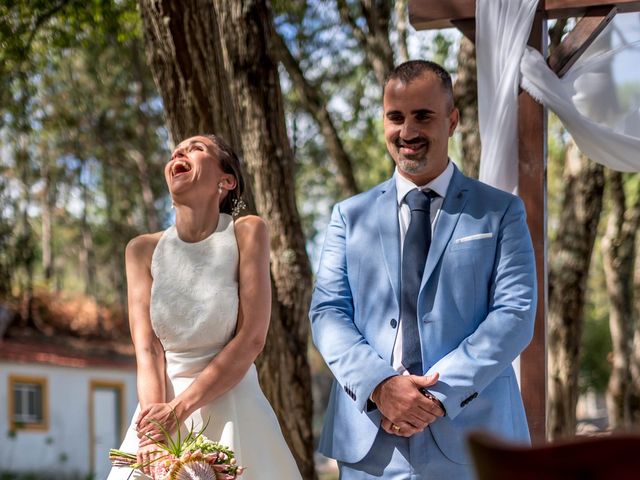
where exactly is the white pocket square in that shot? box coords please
[453,233,493,244]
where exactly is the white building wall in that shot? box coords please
[0,361,137,477]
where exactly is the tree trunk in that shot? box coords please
[138,0,240,149]
[631,240,640,424]
[138,1,315,477]
[17,158,35,326]
[100,161,128,315]
[453,36,480,179]
[272,32,359,197]
[602,171,640,429]
[0,180,11,296]
[213,2,315,476]
[40,157,54,284]
[336,0,395,87]
[548,142,604,439]
[80,167,96,297]
[130,149,161,232]
[394,0,409,64]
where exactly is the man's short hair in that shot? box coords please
[383,60,454,111]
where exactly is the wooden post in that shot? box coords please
[518,8,548,444]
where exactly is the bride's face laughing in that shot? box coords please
[165,135,233,202]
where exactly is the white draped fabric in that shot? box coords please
[476,0,640,194]
[521,41,640,173]
[476,0,539,193]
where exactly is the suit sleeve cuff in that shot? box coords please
[358,370,398,413]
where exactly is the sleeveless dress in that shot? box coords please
[107,214,301,480]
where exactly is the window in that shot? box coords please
[9,376,48,430]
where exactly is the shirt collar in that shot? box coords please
[395,160,455,206]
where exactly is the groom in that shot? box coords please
[310,60,537,478]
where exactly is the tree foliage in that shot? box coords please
[0,0,167,312]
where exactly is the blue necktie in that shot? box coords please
[401,188,434,375]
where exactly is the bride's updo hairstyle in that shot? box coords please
[203,134,245,215]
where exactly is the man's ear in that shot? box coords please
[448,108,460,137]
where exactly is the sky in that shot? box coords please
[611,12,640,85]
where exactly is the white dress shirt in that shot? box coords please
[392,161,455,373]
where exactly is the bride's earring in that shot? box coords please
[218,182,223,194]
[171,201,175,209]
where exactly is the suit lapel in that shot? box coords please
[420,166,470,291]
[376,179,401,310]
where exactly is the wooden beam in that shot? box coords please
[409,0,640,30]
[548,7,617,77]
[546,0,640,17]
[451,19,476,42]
[518,9,548,444]
[409,0,475,30]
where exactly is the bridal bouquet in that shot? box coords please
[109,418,244,479]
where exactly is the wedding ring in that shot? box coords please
[392,423,401,432]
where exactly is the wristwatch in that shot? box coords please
[420,388,447,415]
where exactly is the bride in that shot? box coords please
[107,134,301,479]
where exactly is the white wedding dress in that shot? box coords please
[107,214,301,480]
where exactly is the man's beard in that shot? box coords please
[398,156,428,174]
[395,137,430,174]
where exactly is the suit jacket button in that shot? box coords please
[390,318,397,328]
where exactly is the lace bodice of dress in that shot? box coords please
[150,214,238,356]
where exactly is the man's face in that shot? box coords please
[383,73,458,184]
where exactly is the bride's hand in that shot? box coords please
[136,402,179,442]
[137,443,164,477]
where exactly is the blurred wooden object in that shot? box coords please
[468,431,640,480]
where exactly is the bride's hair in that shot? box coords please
[203,134,245,215]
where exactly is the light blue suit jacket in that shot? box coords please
[310,165,536,465]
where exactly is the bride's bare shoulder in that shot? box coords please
[234,214,266,229]
[125,231,164,264]
[234,215,268,249]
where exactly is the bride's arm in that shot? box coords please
[126,235,167,434]
[137,215,271,431]
[126,234,168,474]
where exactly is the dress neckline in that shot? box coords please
[173,213,231,245]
